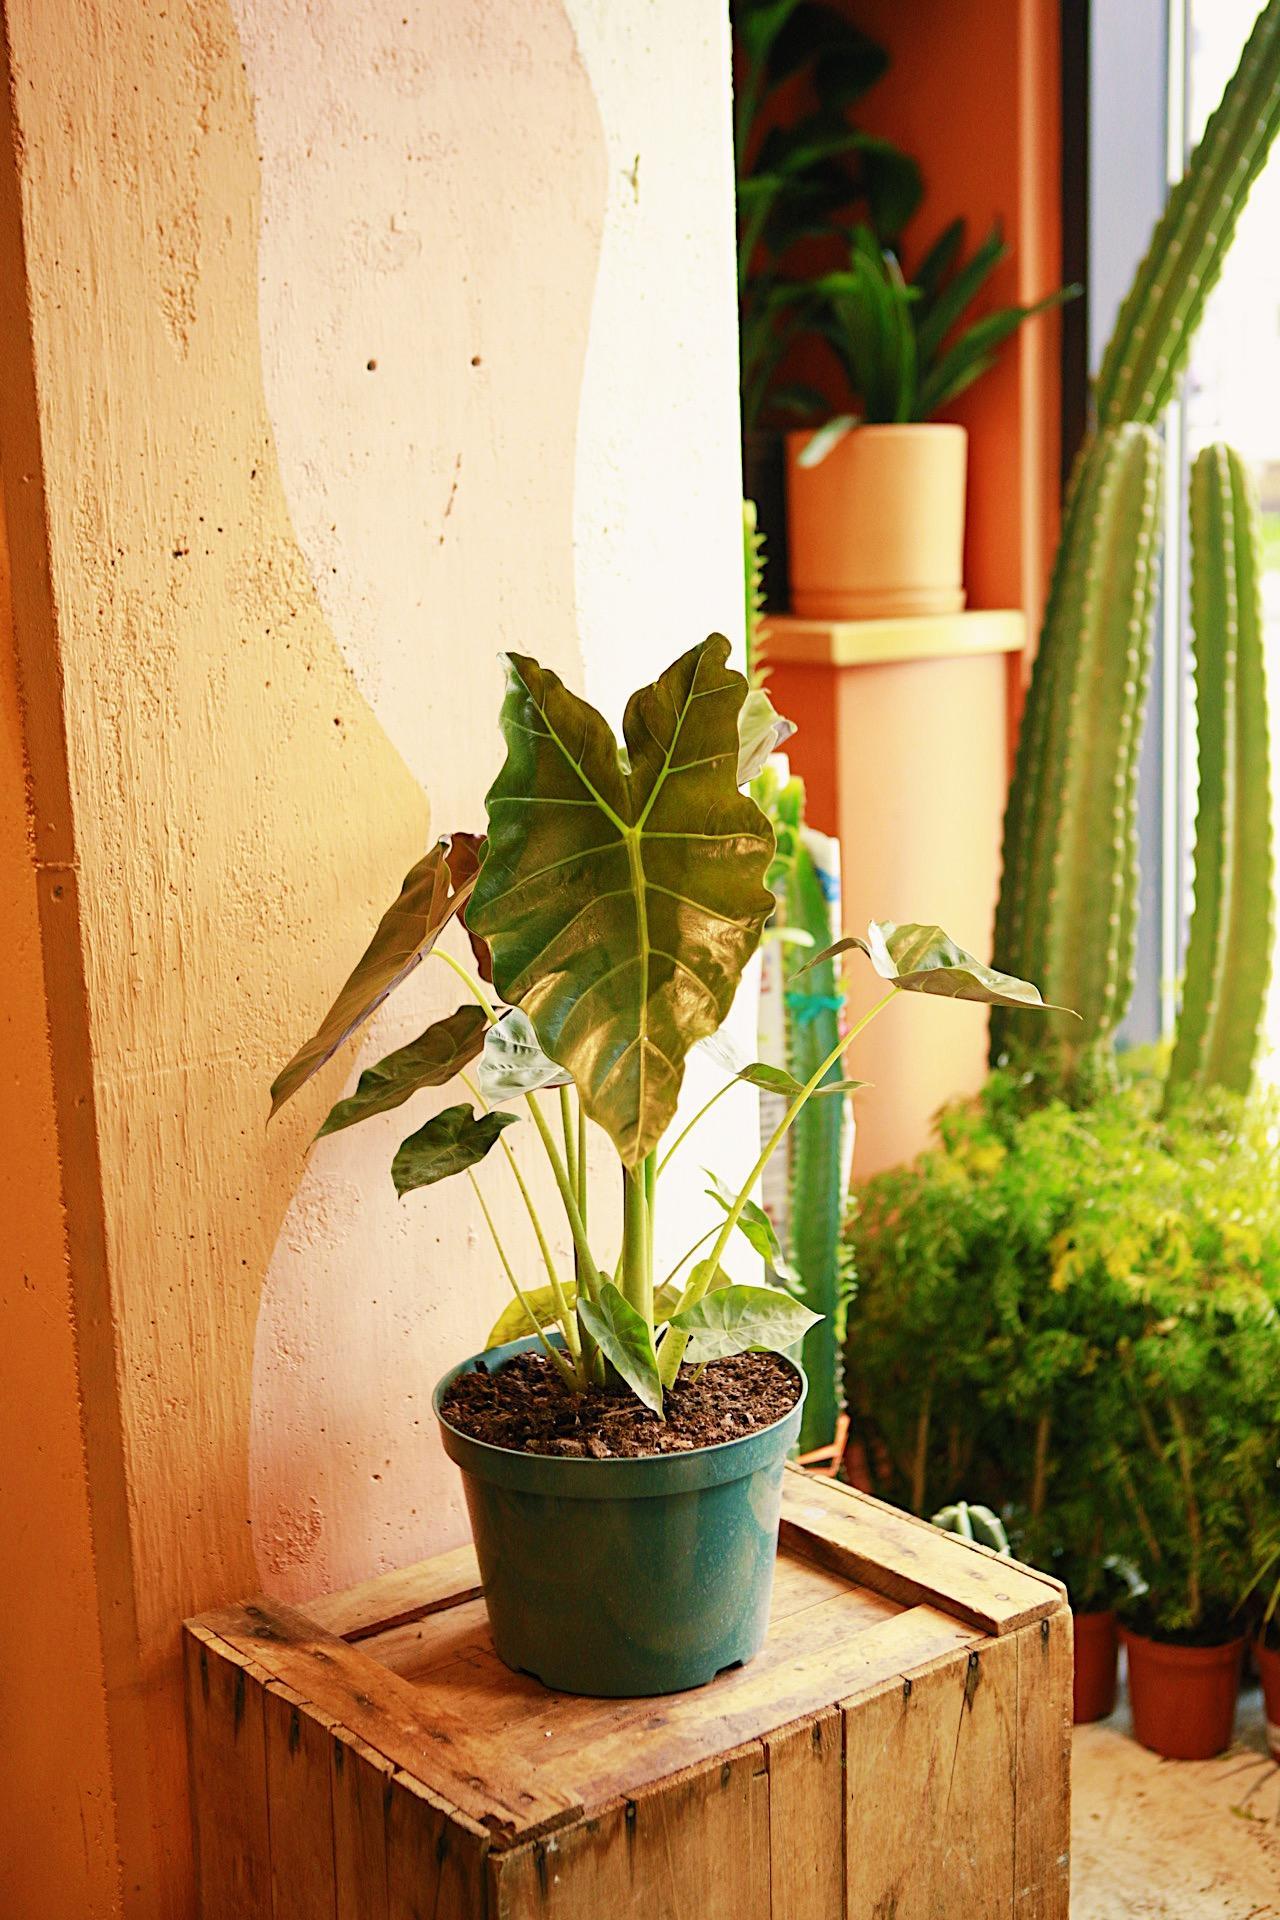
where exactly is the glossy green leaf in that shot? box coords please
[486,1283,574,1351]
[793,922,1068,1013]
[736,1062,865,1100]
[577,1282,664,1416]
[316,1005,487,1138]
[391,1103,518,1197]
[737,686,796,783]
[469,637,776,1164]
[476,1007,573,1104]
[671,1282,821,1364]
[270,833,483,1117]
[704,1171,800,1286]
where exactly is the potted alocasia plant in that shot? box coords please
[272,635,1056,1698]
[786,222,1076,620]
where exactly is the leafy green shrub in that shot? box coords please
[844,1073,1280,1634]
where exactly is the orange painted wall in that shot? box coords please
[0,504,121,1917]
[770,0,1064,1171]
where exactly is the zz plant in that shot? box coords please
[272,637,1056,1417]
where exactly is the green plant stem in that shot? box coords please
[577,1101,587,1217]
[655,1078,738,1176]
[462,1074,580,1361]
[621,1165,651,1319]
[560,1085,578,1194]
[434,946,603,1307]
[660,987,898,1386]
[524,1094,600,1302]
[910,1374,934,1515]
[658,1223,719,1293]
[1030,1411,1052,1522]
[1167,1394,1203,1627]
[466,1171,577,1388]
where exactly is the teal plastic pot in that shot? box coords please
[434,1335,806,1696]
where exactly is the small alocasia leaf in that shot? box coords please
[316,1005,488,1139]
[672,1259,733,1308]
[467,637,776,1165]
[671,1282,821,1364]
[392,1104,519,1197]
[704,1172,801,1286]
[864,921,1072,1011]
[486,1283,575,1351]
[737,686,797,784]
[476,1007,573,1104]
[791,923,1069,1013]
[270,833,484,1117]
[577,1281,664,1416]
[736,1062,866,1100]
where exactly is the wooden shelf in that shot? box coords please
[761,608,1025,669]
[185,1467,1070,1918]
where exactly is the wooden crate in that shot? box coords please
[185,1465,1072,1919]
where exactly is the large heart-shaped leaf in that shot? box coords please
[270,833,483,1117]
[737,687,796,783]
[793,921,1067,1012]
[468,637,776,1164]
[392,1103,518,1196]
[317,1005,488,1139]
[476,1007,573,1104]
[671,1282,821,1364]
[704,1171,800,1286]
[577,1282,664,1415]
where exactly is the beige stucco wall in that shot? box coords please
[0,0,746,1912]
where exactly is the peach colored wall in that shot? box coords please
[0,1,745,1913]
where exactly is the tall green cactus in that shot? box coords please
[1167,445,1274,1096]
[993,3,1280,1088]
[1096,0,1280,430]
[991,426,1163,1081]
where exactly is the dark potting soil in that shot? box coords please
[441,1349,800,1459]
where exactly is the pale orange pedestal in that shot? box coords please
[764,611,1024,1180]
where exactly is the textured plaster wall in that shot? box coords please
[0,0,745,1912]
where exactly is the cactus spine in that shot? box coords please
[993,5,1280,1088]
[1166,445,1274,1096]
[991,427,1163,1080]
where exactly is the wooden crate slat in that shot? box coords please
[198,1596,579,1843]
[416,1590,970,1815]
[332,1729,392,1920]
[843,1632,1020,1919]
[263,1680,338,1920]
[310,1542,482,1642]
[386,1770,490,1920]
[764,1708,845,1920]
[780,1467,1064,1635]
[184,1625,273,1920]
[489,1746,768,1920]
[1013,1613,1073,1919]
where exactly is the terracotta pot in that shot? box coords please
[1256,1637,1280,1762]
[785,423,967,620]
[1121,1627,1244,1760]
[1072,1609,1118,1723]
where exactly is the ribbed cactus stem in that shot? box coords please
[1096,0,1280,429]
[1167,444,1274,1096]
[743,499,767,680]
[992,426,1162,1081]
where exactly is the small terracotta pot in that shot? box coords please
[785,423,967,620]
[1255,1637,1280,1762]
[1121,1627,1244,1760]
[1072,1609,1118,1723]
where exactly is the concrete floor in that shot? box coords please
[1073,1679,1280,1918]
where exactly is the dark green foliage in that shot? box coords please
[845,1072,1280,1631]
[802,223,1077,427]
[732,0,921,430]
